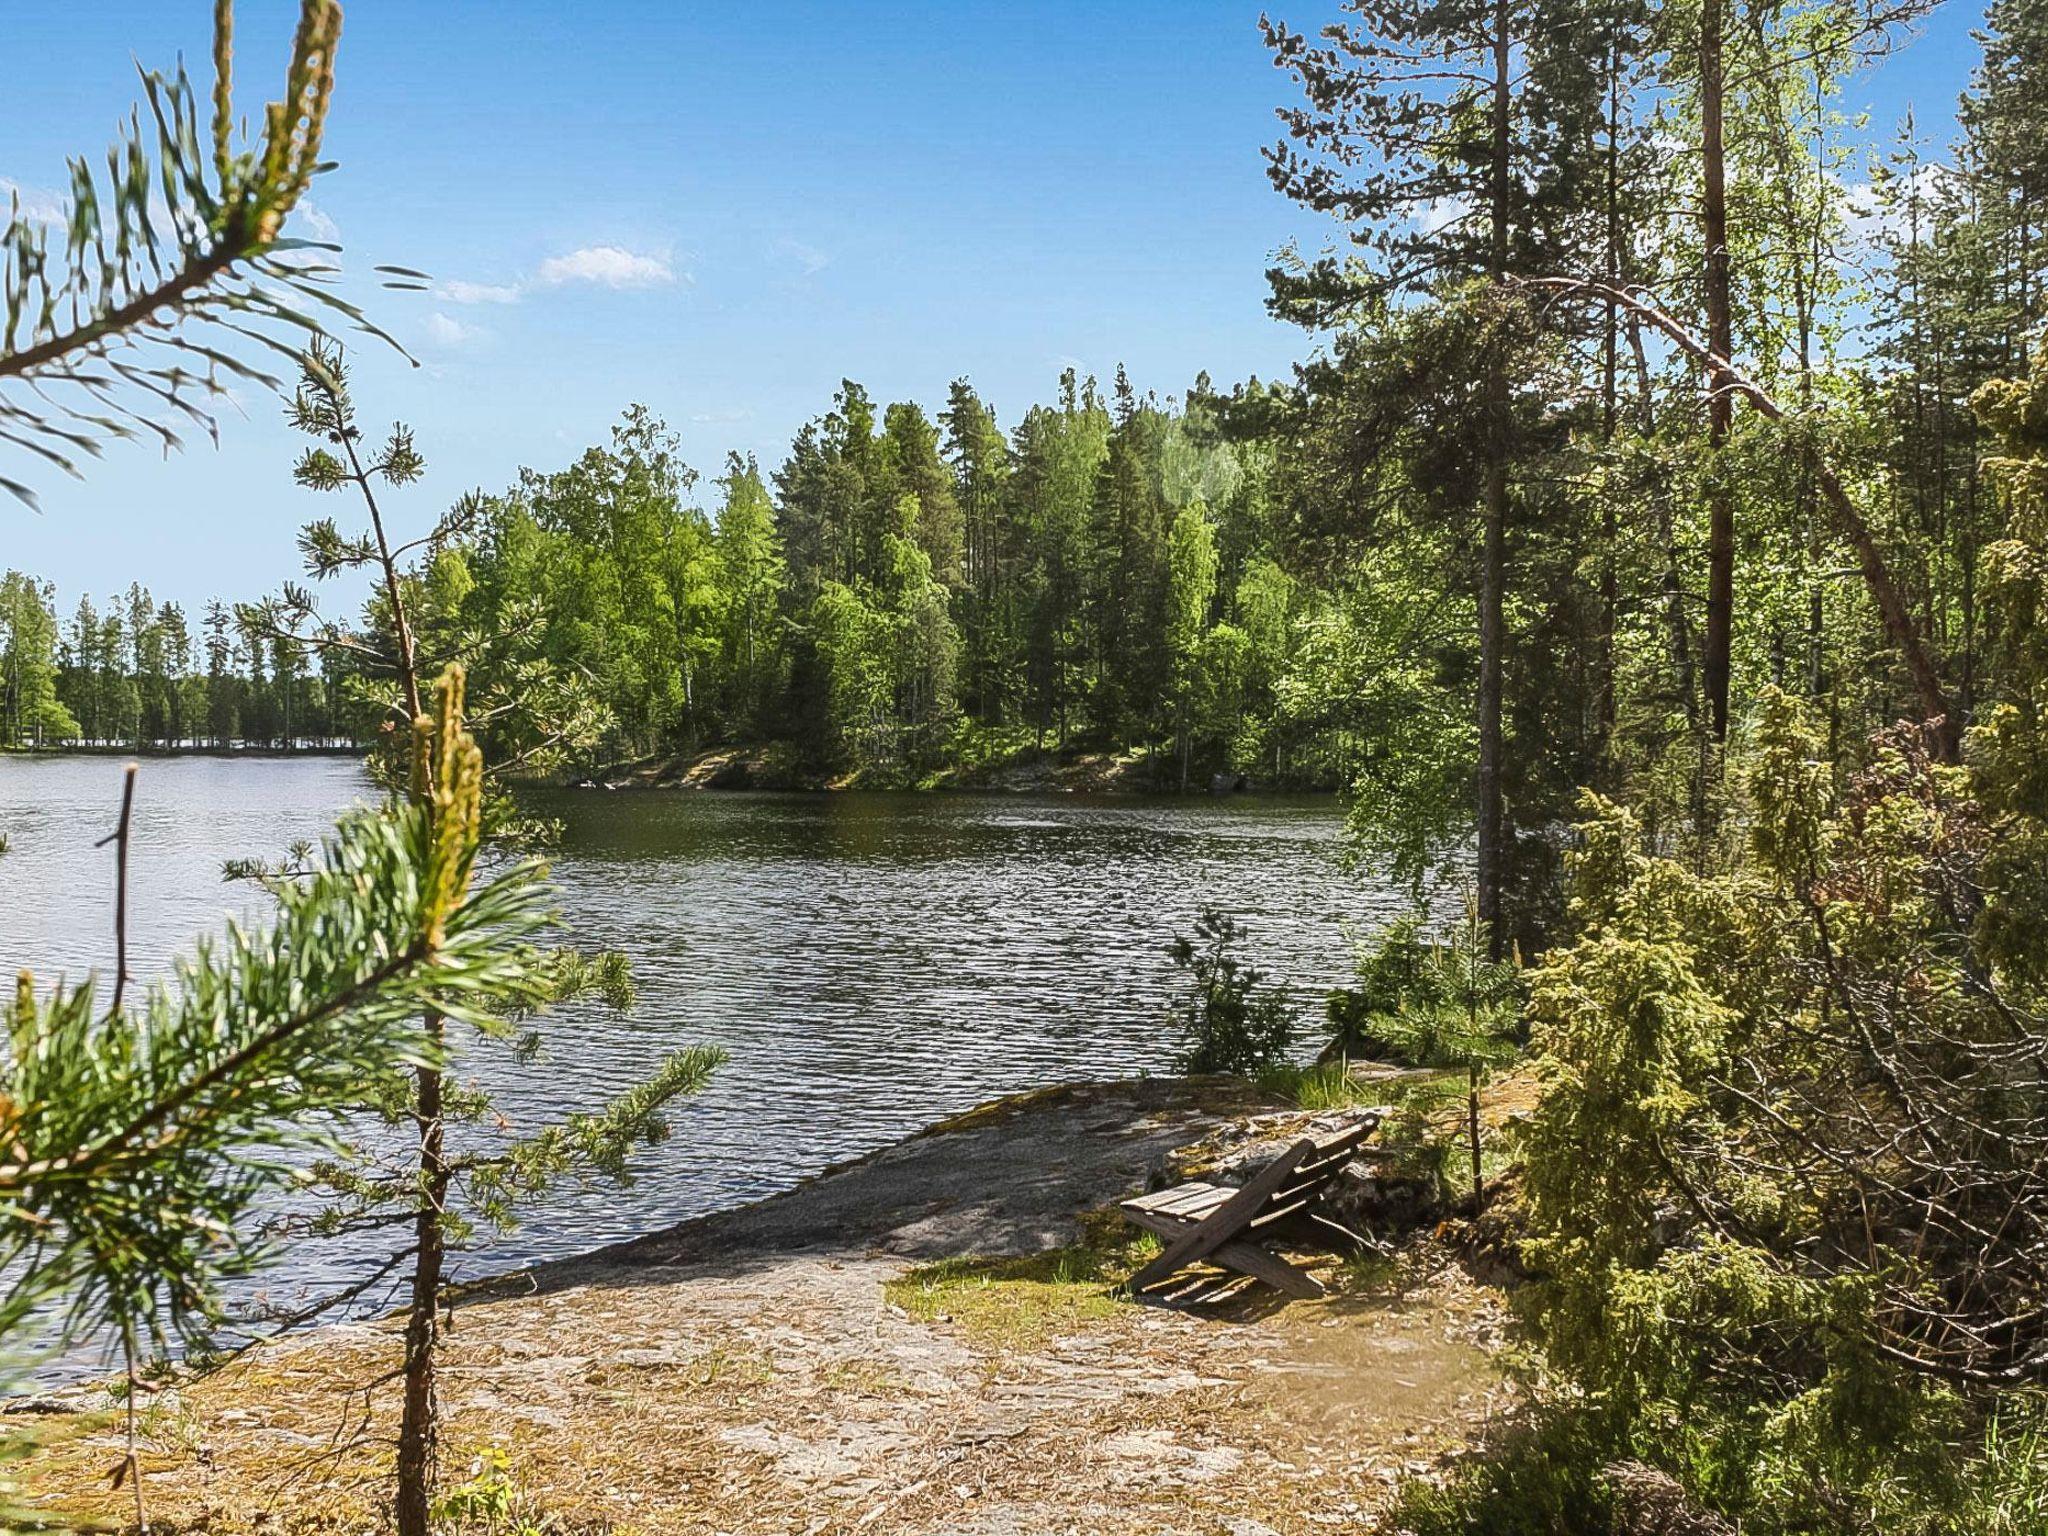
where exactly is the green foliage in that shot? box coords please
[1959,1396,2048,1536]
[433,1445,558,1536]
[1514,673,2048,1530]
[1165,908,1299,1076]
[0,669,551,1364]
[1383,1409,1617,1536]
[0,2,415,506]
[0,572,75,747]
[463,1045,726,1228]
[1394,1395,2048,1536]
[1970,331,2048,993]
[1256,1060,1387,1111]
[1326,912,1521,1070]
[239,346,617,791]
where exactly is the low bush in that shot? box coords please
[1165,907,1298,1075]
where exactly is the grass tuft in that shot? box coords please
[885,1222,1162,1348]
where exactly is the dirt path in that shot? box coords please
[20,1080,1506,1534]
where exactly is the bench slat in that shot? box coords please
[1122,1182,1231,1217]
[1118,1111,1385,1301]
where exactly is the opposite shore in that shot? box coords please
[3,739,1334,796]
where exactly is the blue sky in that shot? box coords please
[0,0,1990,618]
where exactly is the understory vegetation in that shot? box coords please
[5,0,2048,1527]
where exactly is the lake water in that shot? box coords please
[0,756,1403,1332]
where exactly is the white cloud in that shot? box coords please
[429,244,680,311]
[437,278,524,305]
[426,311,480,346]
[691,408,753,425]
[1,177,67,226]
[296,198,341,243]
[1406,196,1469,235]
[1843,163,1957,248]
[771,238,831,277]
[537,245,677,289]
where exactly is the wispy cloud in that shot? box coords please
[426,311,482,347]
[431,242,680,312]
[296,198,341,244]
[1404,196,1469,235]
[437,278,523,305]
[536,245,677,289]
[771,238,831,278]
[691,407,753,425]
[1,177,67,226]
[1843,164,1956,248]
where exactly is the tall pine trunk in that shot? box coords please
[340,423,444,1536]
[1477,0,1511,959]
[1701,0,1736,741]
[1598,38,1624,764]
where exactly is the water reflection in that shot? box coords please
[0,760,1405,1309]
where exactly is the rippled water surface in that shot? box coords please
[0,755,1401,1313]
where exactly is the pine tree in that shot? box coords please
[713,453,786,735]
[942,379,1016,721]
[1165,503,1222,790]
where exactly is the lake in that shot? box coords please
[0,755,1404,1327]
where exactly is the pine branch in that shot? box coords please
[0,3,418,504]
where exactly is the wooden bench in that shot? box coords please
[1118,1111,1386,1300]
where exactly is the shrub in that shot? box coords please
[1384,1408,1617,1536]
[1325,912,1521,1068]
[1165,908,1298,1075]
[1323,909,1521,1201]
[1514,690,2048,1531]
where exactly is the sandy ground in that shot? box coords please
[17,1080,1507,1535]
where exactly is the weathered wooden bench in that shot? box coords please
[1118,1111,1386,1300]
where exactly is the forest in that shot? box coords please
[4,0,2048,1530]
[0,369,1355,795]
[1,0,2037,959]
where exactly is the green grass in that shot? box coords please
[1257,1060,1534,1200]
[1958,1396,2048,1535]
[1256,1061,1394,1110]
[885,1219,1162,1348]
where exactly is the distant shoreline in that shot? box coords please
[1,743,1340,797]
[0,744,364,759]
[573,742,1339,798]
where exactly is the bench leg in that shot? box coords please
[1212,1239,1323,1299]
[1125,1220,1325,1300]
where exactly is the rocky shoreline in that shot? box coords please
[19,1078,1507,1534]
[573,742,1313,797]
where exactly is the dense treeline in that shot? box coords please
[2,375,1353,786]
[1246,0,2048,950]
[429,375,1329,790]
[0,572,352,748]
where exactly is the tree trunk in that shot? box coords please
[1524,271,1960,756]
[394,1061,446,1536]
[1700,0,1736,741]
[1468,1064,1485,1208]
[342,422,445,1536]
[1477,0,1511,959]
[1598,38,1623,763]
